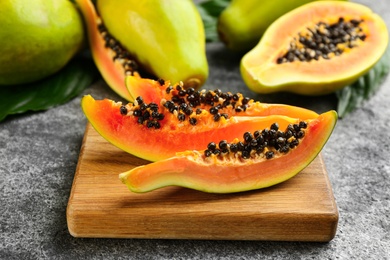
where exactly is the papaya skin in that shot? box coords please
[81,94,313,162]
[119,110,338,193]
[74,0,135,100]
[0,0,85,86]
[97,0,209,89]
[125,75,319,120]
[218,0,347,52]
[240,1,389,96]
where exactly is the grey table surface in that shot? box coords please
[1,0,389,259]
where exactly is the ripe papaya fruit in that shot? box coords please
[75,0,208,100]
[0,0,84,86]
[81,77,319,162]
[218,0,346,52]
[119,110,337,193]
[240,1,389,95]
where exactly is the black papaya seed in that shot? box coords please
[207,142,217,151]
[120,105,127,115]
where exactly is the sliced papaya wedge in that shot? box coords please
[75,0,136,100]
[125,75,319,119]
[82,94,311,162]
[241,1,389,95]
[119,110,337,193]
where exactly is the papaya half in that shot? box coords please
[82,77,319,162]
[75,0,208,101]
[217,0,346,52]
[119,110,337,193]
[240,1,389,95]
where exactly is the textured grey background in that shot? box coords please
[1,0,389,259]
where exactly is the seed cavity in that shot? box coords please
[204,121,308,160]
[97,22,139,75]
[119,98,165,129]
[119,86,266,129]
[277,17,366,64]
[162,86,253,125]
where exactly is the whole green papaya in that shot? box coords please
[217,0,347,52]
[0,0,85,86]
[97,0,209,89]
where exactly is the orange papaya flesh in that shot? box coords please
[82,94,316,162]
[241,1,389,95]
[75,0,138,101]
[125,75,319,120]
[119,110,337,193]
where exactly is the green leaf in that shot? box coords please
[336,46,390,118]
[0,55,98,122]
[196,0,231,42]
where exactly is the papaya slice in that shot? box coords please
[75,0,139,100]
[82,94,313,162]
[119,110,337,193]
[241,1,389,95]
[125,75,319,119]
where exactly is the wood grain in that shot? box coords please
[66,124,339,241]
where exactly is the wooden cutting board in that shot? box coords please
[67,124,339,241]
